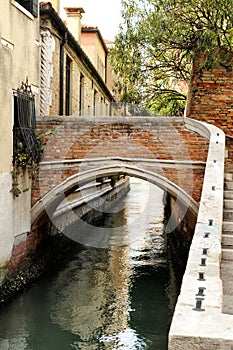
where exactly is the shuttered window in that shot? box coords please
[16,0,38,17]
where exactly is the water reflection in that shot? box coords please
[0,178,177,350]
[48,246,131,349]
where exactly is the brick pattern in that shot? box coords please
[226,137,233,172]
[32,118,208,205]
[37,119,208,162]
[8,229,48,271]
[186,54,233,136]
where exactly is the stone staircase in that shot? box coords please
[221,171,233,314]
[222,173,233,260]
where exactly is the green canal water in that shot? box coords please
[0,179,180,350]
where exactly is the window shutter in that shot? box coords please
[31,0,38,17]
[17,0,38,17]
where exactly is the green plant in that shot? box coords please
[110,0,233,113]
[11,126,56,197]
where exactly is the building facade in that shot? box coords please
[80,27,119,102]
[0,0,40,282]
[81,25,108,83]
[0,0,115,284]
[40,2,113,117]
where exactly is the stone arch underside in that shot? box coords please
[31,163,199,227]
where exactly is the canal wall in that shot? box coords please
[50,175,130,235]
[165,194,196,280]
[0,176,130,306]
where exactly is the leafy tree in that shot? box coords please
[110,0,233,115]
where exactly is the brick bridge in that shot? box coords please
[32,116,209,227]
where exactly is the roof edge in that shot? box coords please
[40,3,114,101]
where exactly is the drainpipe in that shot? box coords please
[59,32,67,115]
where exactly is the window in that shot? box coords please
[97,55,105,78]
[93,90,97,116]
[100,96,103,115]
[79,73,84,116]
[65,56,72,115]
[15,0,38,17]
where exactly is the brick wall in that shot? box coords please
[8,225,49,272]
[186,53,233,136]
[37,117,208,161]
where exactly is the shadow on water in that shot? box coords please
[129,265,172,349]
[0,178,182,350]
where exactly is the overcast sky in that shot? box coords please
[60,0,122,40]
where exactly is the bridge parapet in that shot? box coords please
[169,120,233,349]
[36,116,208,162]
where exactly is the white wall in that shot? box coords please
[0,0,40,278]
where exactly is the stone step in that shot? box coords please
[222,231,233,236]
[223,209,233,221]
[225,182,233,190]
[225,163,233,172]
[222,234,233,247]
[220,260,233,314]
[221,260,233,282]
[225,173,233,182]
[222,247,233,260]
[223,221,233,232]
[224,199,233,209]
[224,190,233,200]
[222,295,233,315]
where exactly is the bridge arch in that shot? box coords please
[31,162,199,230]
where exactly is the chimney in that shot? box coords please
[64,7,85,43]
[49,0,60,14]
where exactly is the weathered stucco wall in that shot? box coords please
[81,30,106,82]
[0,0,40,282]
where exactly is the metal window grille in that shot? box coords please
[13,78,41,165]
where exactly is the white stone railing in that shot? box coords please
[169,118,233,349]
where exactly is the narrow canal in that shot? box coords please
[0,178,181,350]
